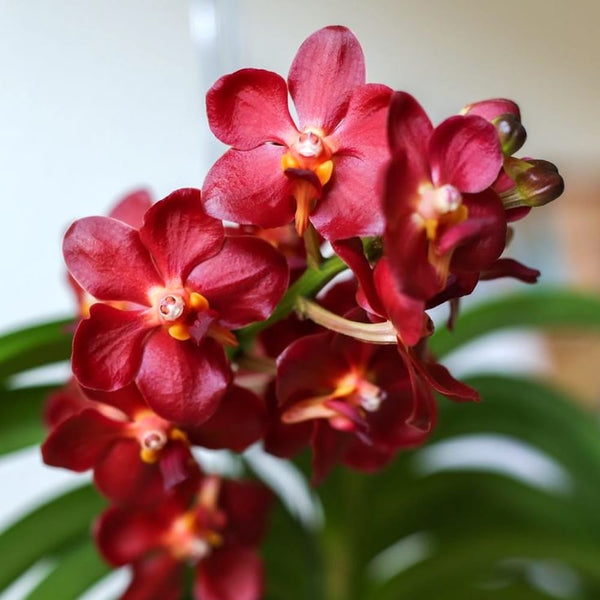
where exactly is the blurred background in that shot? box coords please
[1,1,599,598]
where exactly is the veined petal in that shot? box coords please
[195,546,263,600]
[72,305,153,391]
[121,554,183,600]
[202,146,295,228]
[310,153,385,240]
[94,439,167,506]
[327,84,392,154]
[449,190,507,272]
[289,26,365,132]
[374,258,427,346]
[186,237,288,329]
[429,115,503,192]
[383,152,442,299]
[95,505,170,566]
[41,408,125,471]
[387,91,433,162]
[480,258,540,283]
[207,69,297,149]
[63,217,162,304]
[138,331,230,426]
[189,385,266,452]
[109,189,153,228]
[139,189,224,282]
[82,383,148,420]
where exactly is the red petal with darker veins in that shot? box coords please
[188,385,266,452]
[109,189,153,228]
[42,408,125,471]
[195,546,263,600]
[327,83,392,155]
[289,26,365,133]
[121,554,183,600]
[429,115,503,192]
[202,146,295,228]
[82,382,147,420]
[137,331,230,426]
[310,153,385,240]
[374,258,427,346]
[386,91,433,164]
[43,380,92,428]
[94,439,167,506]
[207,69,297,149]
[63,217,162,305]
[332,238,384,316]
[449,189,507,273]
[411,350,480,402]
[95,503,172,566]
[138,189,224,283]
[72,305,153,391]
[186,236,288,329]
[384,152,442,300]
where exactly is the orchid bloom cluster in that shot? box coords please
[41,26,563,600]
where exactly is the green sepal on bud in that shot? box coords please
[501,157,565,209]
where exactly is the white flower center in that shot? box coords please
[159,294,185,321]
[295,131,323,158]
[141,430,167,451]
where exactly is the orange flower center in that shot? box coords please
[281,129,334,236]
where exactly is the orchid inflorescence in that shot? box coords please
[41,26,563,600]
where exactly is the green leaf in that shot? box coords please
[0,485,105,592]
[430,288,600,358]
[262,501,325,600]
[0,318,73,381]
[24,540,110,600]
[0,385,56,454]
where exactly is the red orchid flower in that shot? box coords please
[64,188,288,425]
[42,382,266,506]
[203,26,392,240]
[95,474,272,600]
[270,331,433,484]
[383,92,506,300]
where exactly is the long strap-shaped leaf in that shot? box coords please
[0,385,57,455]
[430,288,600,358]
[0,484,104,592]
[24,540,110,600]
[0,318,73,382]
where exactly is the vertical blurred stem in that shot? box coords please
[322,470,366,600]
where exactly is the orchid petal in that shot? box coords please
[189,385,266,452]
[42,408,124,471]
[207,69,297,149]
[109,189,153,228]
[311,153,385,240]
[429,115,503,192]
[187,237,288,329]
[327,84,392,154]
[139,188,224,282]
[384,152,442,299]
[289,26,365,132]
[121,554,183,600]
[94,439,167,506]
[137,331,230,426]
[202,146,294,228]
[387,91,433,161]
[72,305,153,391]
[63,217,162,304]
[195,546,263,600]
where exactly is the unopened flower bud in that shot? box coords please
[515,159,564,207]
[493,113,527,156]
